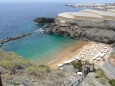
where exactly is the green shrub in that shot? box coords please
[0,60,15,69]
[71,60,82,68]
[71,60,82,71]
[25,65,50,77]
[12,58,33,69]
[0,50,34,70]
[39,65,50,69]
[100,78,106,85]
[7,51,18,56]
[0,50,19,60]
[95,70,104,78]
[5,51,20,60]
[109,79,115,86]
[0,50,50,78]
[95,70,106,85]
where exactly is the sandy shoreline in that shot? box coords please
[48,41,112,69]
[47,41,91,69]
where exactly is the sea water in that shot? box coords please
[0,2,85,62]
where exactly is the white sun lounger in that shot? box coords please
[63,61,69,64]
[91,53,94,56]
[96,52,101,58]
[96,58,100,61]
[103,49,108,53]
[104,46,108,49]
[63,60,72,64]
[71,58,76,61]
[99,53,105,58]
[58,64,63,67]
[77,72,83,75]
[75,56,80,60]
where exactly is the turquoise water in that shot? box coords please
[0,2,85,62]
[2,32,78,61]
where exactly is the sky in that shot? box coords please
[0,0,114,3]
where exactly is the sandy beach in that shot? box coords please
[47,41,91,69]
[48,41,112,69]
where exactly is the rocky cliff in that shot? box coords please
[44,9,115,44]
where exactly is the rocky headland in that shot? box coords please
[42,8,115,80]
[44,9,115,45]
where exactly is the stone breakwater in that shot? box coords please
[44,9,115,44]
[0,33,31,47]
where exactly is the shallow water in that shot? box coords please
[0,2,86,62]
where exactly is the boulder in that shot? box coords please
[33,17,55,23]
[63,65,76,73]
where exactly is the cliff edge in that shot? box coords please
[44,9,115,44]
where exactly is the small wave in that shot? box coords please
[35,28,44,33]
[35,24,47,33]
[43,24,47,28]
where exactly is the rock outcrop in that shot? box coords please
[33,17,55,23]
[44,9,115,44]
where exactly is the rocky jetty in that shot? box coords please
[33,17,55,23]
[0,33,31,47]
[44,9,115,44]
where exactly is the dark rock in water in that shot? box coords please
[33,17,55,23]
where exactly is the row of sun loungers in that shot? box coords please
[93,46,109,61]
[58,43,110,68]
[77,44,110,61]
